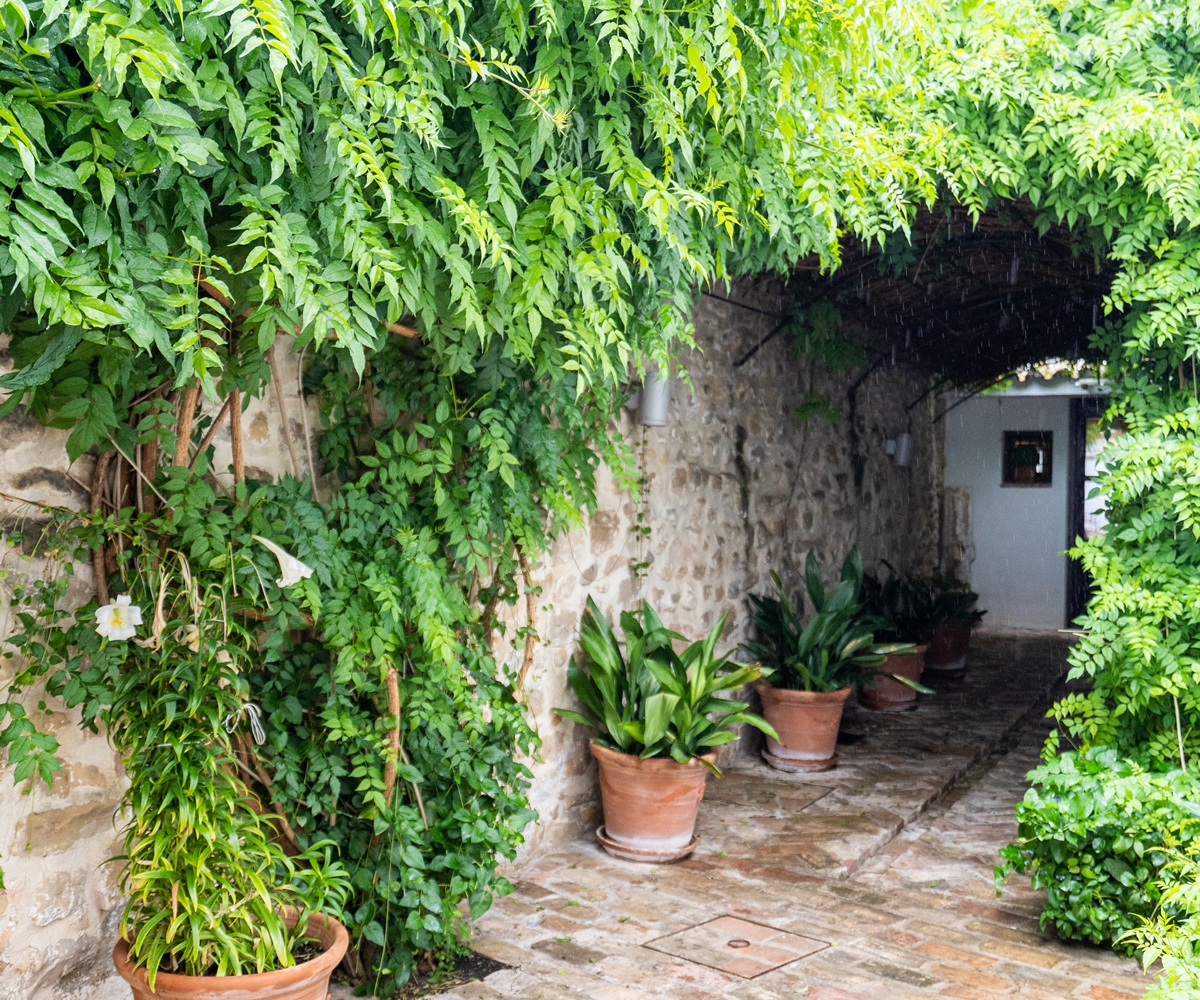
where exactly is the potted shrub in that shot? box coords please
[743,548,913,771]
[924,577,986,675]
[554,597,774,863]
[860,567,936,711]
[5,533,350,999]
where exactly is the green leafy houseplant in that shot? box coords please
[1,398,554,994]
[742,550,915,693]
[555,596,775,772]
[861,567,937,646]
[3,521,349,988]
[927,576,986,627]
[996,748,1200,948]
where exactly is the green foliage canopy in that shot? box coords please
[0,0,931,463]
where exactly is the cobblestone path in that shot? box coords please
[449,636,1149,1000]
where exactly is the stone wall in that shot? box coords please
[0,295,941,993]
[503,290,943,855]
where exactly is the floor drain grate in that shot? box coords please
[644,915,828,978]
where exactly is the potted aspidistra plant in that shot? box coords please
[6,524,350,1000]
[924,576,986,675]
[554,597,774,863]
[860,566,935,711]
[743,548,913,771]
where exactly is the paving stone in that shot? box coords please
[857,957,938,986]
[531,938,608,966]
[978,938,1065,969]
[937,987,1011,1000]
[929,962,1012,990]
[915,941,997,968]
[1083,987,1144,1000]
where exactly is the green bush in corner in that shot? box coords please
[996,748,1200,947]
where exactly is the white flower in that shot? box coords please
[95,595,143,641]
[253,535,314,588]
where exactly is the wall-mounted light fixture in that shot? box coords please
[638,365,670,426]
[894,431,913,467]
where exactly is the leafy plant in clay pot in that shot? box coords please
[862,568,986,680]
[742,548,914,771]
[859,566,937,711]
[923,576,986,675]
[555,597,774,863]
[4,526,350,1000]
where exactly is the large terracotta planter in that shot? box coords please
[112,910,348,1000]
[859,645,927,712]
[755,681,851,773]
[591,741,713,863]
[925,622,972,676]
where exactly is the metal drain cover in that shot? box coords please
[645,915,828,978]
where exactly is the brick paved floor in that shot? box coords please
[90,635,1149,1000]
[439,635,1149,1000]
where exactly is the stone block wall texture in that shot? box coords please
[503,290,942,857]
[0,295,940,993]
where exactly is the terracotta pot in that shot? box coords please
[859,645,927,712]
[755,682,851,773]
[925,622,972,675]
[112,910,348,1000]
[591,741,713,863]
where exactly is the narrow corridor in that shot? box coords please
[447,637,1148,1000]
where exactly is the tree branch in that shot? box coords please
[231,732,301,856]
[174,384,201,469]
[229,388,245,486]
[383,662,428,828]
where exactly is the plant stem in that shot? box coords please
[297,343,319,501]
[229,389,245,486]
[1176,695,1187,771]
[90,450,112,606]
[110,436,169,508]
[515,544,537,697]
[190,393,234,469]
[383,663,428,828]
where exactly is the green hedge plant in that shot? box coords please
[997,748,1200,947]
[1124,846,1200,999]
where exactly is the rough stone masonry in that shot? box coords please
[0,286,941,997]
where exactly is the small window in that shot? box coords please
[1003,431,1053,486]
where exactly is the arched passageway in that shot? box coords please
[780,203,1119,633]
[415,211,1149,1000]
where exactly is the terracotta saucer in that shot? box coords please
[761,748,838,773]
[595,825,699,864]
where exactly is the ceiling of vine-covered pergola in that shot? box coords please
[723,202,1117,387]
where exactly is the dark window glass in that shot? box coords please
[1003,431,1053,486]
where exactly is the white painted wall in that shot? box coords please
[943,394,1072,631]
